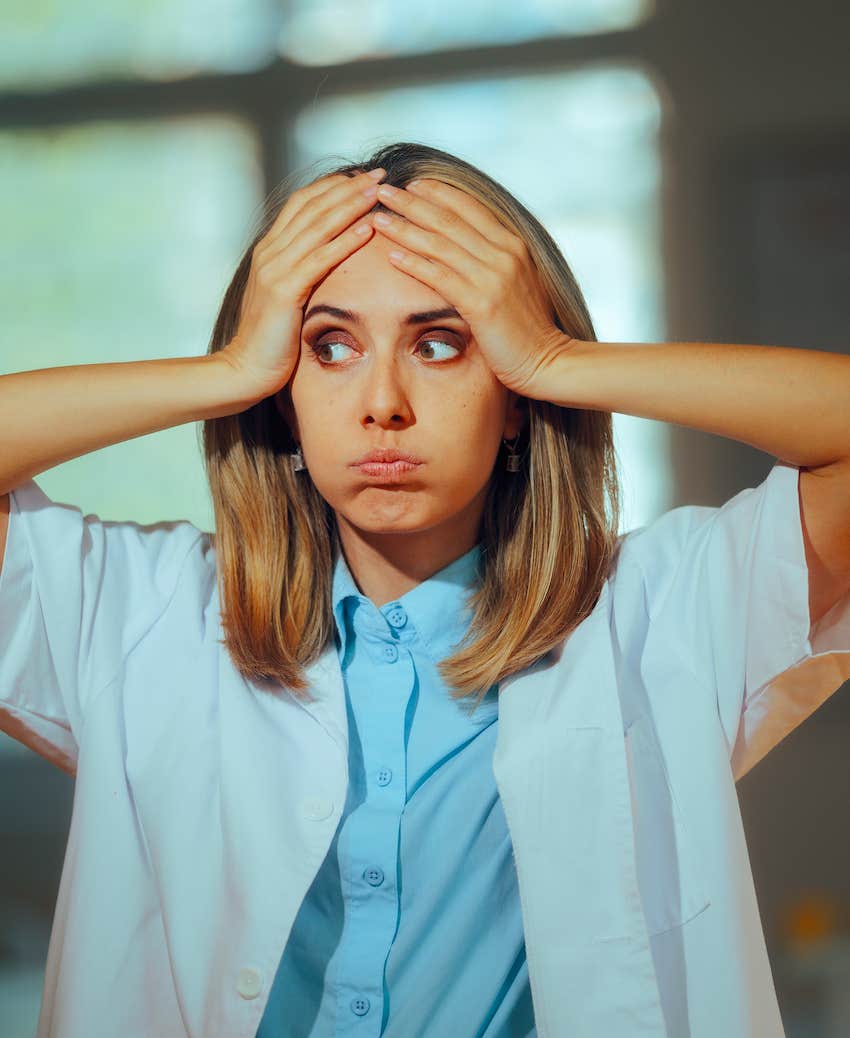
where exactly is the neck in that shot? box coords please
[334,488,485,607]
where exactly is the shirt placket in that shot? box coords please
[333,599,416,1035]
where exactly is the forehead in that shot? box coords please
[306,232,453,319]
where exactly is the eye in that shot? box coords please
[416,337,462,361]
[307,334,463,366]
[309,340,354,364]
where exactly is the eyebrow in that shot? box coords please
[303,303,466,326]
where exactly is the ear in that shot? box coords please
[503,390,529,441]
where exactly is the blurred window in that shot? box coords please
[280,0,654,65]
[0,0,279,89]
[0,116,264,536]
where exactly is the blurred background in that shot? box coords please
[1,0,849,1034]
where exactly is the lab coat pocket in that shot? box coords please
[624,714,711,937]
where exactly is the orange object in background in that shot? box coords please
[781,891,841,949]
[774,890,850,1038]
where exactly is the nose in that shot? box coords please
[360,355,413,429]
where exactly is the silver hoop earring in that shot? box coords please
[503,435,522,473]
[290,444,306,472]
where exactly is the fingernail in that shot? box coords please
[367,167,386,180]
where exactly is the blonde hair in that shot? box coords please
[202,141,621,709]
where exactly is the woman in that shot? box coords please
[1,141,849,1038]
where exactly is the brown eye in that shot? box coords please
[418,338,462,361]
[309,340,354,364]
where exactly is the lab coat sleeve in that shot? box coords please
[0,478,205,774]
[626,459,850,781]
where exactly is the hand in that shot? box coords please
[366,178,574,399]
[220,168,387,402]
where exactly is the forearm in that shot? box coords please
[539,337,850,471]
[0,353,257,493]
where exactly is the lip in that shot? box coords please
[352,459,423,480]
[354,458,421,477]
[350,448,424,466]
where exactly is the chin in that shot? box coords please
[340,497,450,534]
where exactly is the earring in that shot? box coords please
[503,434,522,473]
[290,444,306,472]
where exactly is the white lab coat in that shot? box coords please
[1,459,848,1038]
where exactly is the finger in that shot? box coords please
[261,169,383,254]
[261,172,351,244]
[374,182,502,265]
[263,171,384,263]
[382,245,475,307]
[372,211,481,278]
[404,179,521,253]
[264,219,377,307]
[266,170,379,252]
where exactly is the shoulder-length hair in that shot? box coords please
[202,141,621,708]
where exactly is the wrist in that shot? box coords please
[520,333,589,405]
[201,350,270,417]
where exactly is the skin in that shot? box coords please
[274,229,527,608]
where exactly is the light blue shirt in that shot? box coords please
[256,541,536,1036]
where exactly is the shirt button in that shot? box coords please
[381,643,399,663]
[363,865,385,886]
[301,795,334,820]
[236,966,264,999]
[386,605,407,628]
[350,996,371,1017]
[376,767,392,786]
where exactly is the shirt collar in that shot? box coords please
[331,539,482,663]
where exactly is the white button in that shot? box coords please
[301,795,334,820]
[236,966,264,999]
